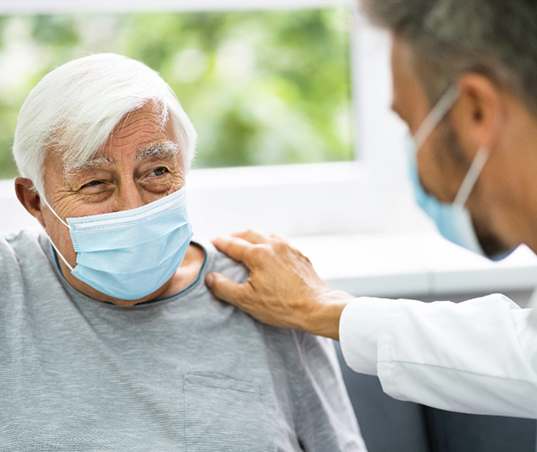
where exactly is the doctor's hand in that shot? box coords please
[205,230,354,341]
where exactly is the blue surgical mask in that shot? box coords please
[43,187,193,300]
[409,85,513,261]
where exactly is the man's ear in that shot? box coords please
[15,177,46,229]
[450,73,504,160]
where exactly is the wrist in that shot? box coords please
[299,290,354,341]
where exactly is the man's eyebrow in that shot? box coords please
[65,156,115,174]
[63,141,180,175]
[136,141,180,161]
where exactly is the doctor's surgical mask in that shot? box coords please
[408,85,513,261]
[43,187,193,300]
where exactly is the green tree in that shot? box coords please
[0,8,352,179]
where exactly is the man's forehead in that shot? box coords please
[65,140,180,173]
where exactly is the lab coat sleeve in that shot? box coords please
[339,294,537,418]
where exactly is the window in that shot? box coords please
[0,0,411,238]
[0,4,353,177]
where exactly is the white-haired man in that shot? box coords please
[1,53,366,451]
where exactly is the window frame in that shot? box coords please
[0,0,410,238]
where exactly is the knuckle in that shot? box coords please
[274,240,298,256]
[250,245,268,261]
[246,228,263,238]
[270,233,288,243]
[272,241,289,254]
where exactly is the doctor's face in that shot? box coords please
[390,37,512,256]
[390,38,467,203]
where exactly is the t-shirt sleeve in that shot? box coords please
[292,331,367,452]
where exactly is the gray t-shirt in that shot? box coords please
[0,228,366,452]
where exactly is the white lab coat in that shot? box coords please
[339,294,537,418]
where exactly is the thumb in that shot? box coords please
[205,272,245,306]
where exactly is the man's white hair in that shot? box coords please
[12,53,197,196]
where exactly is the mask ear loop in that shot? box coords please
[454,92,506,207]
[413,85,460,151]
[412,84,490,209]
[41,197,69,228]
[453,147,489,207]
[41,197,74,272]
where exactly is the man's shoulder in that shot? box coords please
[0,228,55,304]
[193,238,335,356]
[1,227,48,259]
[195,238,250,284]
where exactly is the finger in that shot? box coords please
[205,272,247,307]
[230,229,270,245]
[211,235,256,266]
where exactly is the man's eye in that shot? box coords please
[151,167,168,177]
[81,180,102,189]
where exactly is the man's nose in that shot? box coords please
[114,181,145,212]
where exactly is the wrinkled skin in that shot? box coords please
[16,102,204,306]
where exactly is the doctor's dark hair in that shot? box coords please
[13,53,197,196]
[360,0,537,111]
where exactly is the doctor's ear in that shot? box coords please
[15,177,47,228]
[449,74,504,154]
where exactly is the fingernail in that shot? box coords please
[205,273,214,288]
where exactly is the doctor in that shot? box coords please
[205,0,537,418]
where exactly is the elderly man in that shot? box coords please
[1,53,366,451]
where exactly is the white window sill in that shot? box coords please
[291,232,537,299]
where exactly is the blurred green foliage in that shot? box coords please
[0,8,352,178]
